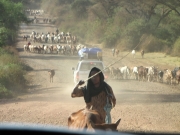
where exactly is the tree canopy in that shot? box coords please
[39,0,180,54]
[40,1,176,51]
[0,0,28,46]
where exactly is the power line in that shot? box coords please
[84,35,148,82]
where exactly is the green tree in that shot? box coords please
[0,0,28,46]
[39,0,180,53]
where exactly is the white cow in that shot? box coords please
[132,67,138,80]
[57,44,62,54]
[119,66,130,79]
[23,44,28,52]
[41,34,45,42]
[147,66,155,82]
[54,35,60,43]
[29,45,35,52]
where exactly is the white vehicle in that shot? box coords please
[72,60,108,84]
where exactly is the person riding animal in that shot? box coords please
[71,67,116,123]
[27,41,31,46]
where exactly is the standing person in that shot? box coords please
[141,49,144,58]
[112,48,115,56]
[56,28,59,35]
[27,41,31,51]
[71,67,116,124]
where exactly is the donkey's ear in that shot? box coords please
[115,118,121,126]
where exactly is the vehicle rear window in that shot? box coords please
[80,62,104,71]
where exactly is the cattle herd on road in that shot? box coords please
[107,66,180,85]
[24,9,44,16]
[24,43,86,56]
[27,31,78,45]
[23,30,79,55]
[22,8,83,56]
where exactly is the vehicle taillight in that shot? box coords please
[76,72,79,79]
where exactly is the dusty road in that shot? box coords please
[0,15,180,133]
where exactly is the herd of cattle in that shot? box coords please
[23,31,78,45]
[23,9,81,56]
[23,43,86,56]
[107,66,180,85]
[24,9,44,16]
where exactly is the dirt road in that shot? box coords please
[0,15,180,133]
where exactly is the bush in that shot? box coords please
[0,63,26,91]
[0,83,13,98]
[0,47,28,98]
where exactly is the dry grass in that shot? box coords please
[126,51,180,69]
[102,48,179,70]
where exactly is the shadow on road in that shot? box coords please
[20,25,44,31]
[30,87,62,93]
[30,23,55,28]
[19,32,32,36]
[33,69,59,72]
[16,47,24,52]
[19,55,79,60]
[0,86,77,105]
[1,88,180,105]
[118,92,180,104]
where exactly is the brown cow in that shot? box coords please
[68,108,121,132]
[48,69,55,83]
[72,36,77,45]
[109,67,120,79]
[71,45,76,55]
[115,49,119,57]
[137,66,144,81]
[137,66,148,81]
[143,67,148,81]
[49,45,53,54]
[175,70,180,84]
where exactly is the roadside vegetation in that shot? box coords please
[0,0,30,46]
[0,0,31,98]
[0,47,33,98]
